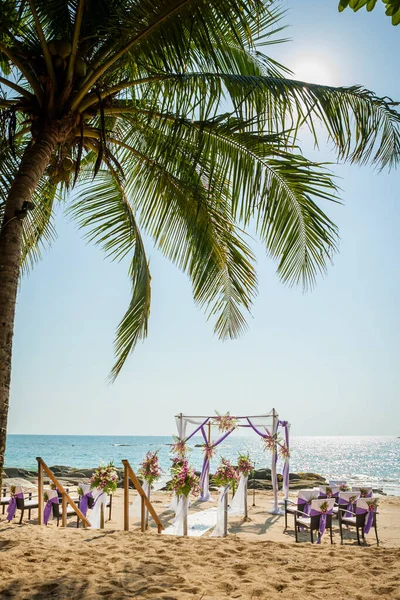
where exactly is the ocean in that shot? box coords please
[4,435,400,496]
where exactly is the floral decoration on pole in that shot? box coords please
[168,459,201,498]
[279,443,290,460]
[90,462,118,529]
[237,453,253,477]
[212,411,239,433]
[90,462,119,495]
[263,431,281,452]
[212,458,239,489]
[138,451,162,486]
[170,436,189,458]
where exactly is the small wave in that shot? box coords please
[112,444,135,447]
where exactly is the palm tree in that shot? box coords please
[0,0,399,483]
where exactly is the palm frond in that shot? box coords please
[68,168,151,380]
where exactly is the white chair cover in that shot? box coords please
[229,475,248,516]
[298,489,319,503]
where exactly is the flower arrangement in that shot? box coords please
[10,485,16,495]
[279,443,290,459]
[212,411,238,433]
[90,462,118,495]
[325,486,334,498]
[319,500,329,513]
[339,483,350,491]
[366,498,378,511]
[359,487,370,498]
[263,431,280,452]
[44,490,49,502]
[212,458,239,488]
[201,443,216,460]
[237,453,253,477]
[138,451,162,485]
[171,436,189,457]
[168,460,200,497]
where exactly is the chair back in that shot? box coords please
[338,491,360,506]
[10,486,24,509]
[298,489,319,504]
[352,486,372,498]
[319,485,339,499]
[79,483,95,509]
[356,497,378,513]
[310,498,335,515]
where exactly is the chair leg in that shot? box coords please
[375,524,379,546]
[295,519,298,543]
[109,496,112,521]
[339,519,344,544]
[310,528,313,544]
[19,510,24,525]
[284,510,287,531]
[330,525,333,544]
[356,527,361,546]
[28,509,31,520]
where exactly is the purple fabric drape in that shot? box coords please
[357,505,376,534]
[310,506,333,544]
[79,492,93,517]
[199,426,235,501]
[6,492,23,521]
[43,496,59,525]
[185,418,210,443]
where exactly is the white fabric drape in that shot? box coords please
[229,475,248,516]
[168,492,179,513]
[130,480,151,520]
[211,485,230,537]
[89,489,108,529]
[174,494,189,535]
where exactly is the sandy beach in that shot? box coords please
[0,490,399,599]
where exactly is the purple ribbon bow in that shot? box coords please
[6,492,24,521]
[363,505,376,534]
[43,496,59,525]
[79,491,93,517]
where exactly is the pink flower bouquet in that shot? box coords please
[168,460,200,497]
[138,451,162,485]
[212,458,239,488]
[237,453,253,477]
[90,462,118,495]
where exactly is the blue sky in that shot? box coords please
[8,1,400,436]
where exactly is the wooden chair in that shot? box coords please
[351,486,373,498]
[295,498,335,544]
[339,497,379,545]
[334,491,360,518]
[319,485,339,499]
[284,489,319,531]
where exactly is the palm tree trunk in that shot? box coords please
[0,130,58,489]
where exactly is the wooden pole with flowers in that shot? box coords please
[138,451,162,530]
[89,462,118,529]
[168,460,200,536]
[212,458,239,537]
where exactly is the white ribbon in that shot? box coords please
[229,475,248,516]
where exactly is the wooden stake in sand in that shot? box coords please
[122,459,164,534]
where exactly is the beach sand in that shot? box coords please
[0,490,399,599]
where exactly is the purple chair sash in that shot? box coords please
[310,506,333,544]
[357,505,376,534]
[44,496,59,525]
[79,492,93,517]
[6,492,23,521]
